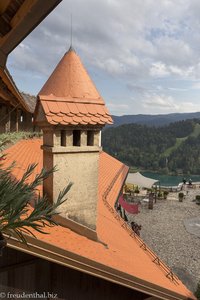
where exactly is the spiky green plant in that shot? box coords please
[195,281,200,300]
[0,152,72,245]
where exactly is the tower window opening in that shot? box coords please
[73,130,80,146]
[87,131,94,146]
[61,130,66,146]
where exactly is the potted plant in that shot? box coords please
[134,186,140,194]
[178,192,184,202]
[163,191,169,199]
[195,195,200,205]
[157,191,163,199]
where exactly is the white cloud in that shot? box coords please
[150,62,169,77]
[96,58,125,75]
[168,87,188,92]
[192,82,200,89]
[107,102,129,115]
[143,94,179,111]
[7,0,200,114]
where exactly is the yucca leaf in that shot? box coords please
[0,157,72,244]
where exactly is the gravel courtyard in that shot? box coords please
[127,188,200,292]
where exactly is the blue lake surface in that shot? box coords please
[141,172,200,186]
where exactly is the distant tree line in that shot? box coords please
[102,119,200,174]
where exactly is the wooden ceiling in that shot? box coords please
[0,0,62,68]
[0,0,25,37]
[0,0,62,111]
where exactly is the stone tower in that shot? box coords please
[34,47,112,232]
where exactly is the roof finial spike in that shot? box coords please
[70,13,73,47]
[69,14,75,52]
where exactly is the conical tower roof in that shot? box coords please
[37,47,112,126]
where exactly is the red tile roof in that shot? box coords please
[36,48,113,126]
[3,139,195,300]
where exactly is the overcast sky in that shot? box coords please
[7,0,200,115]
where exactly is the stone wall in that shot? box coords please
[53,149,99,230]
[42,127,101,230]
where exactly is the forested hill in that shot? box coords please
[111,112,200,127]
[102,119,200,174]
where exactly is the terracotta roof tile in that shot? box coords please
[36,49,113,126]
[57,112,64,117]
[100,116,110,123]
[63,115,72,123]
[66,112,74,117]
[71,120,79,125]
[76,113,84,117]
[57,101,67,113]
[91,116,100,123]
[95,104,106,115]
[46,112,54,117]
[52,115,62,123]
[84,103,98,115]
[97,119,106,125]
[3,139,195,300]
[38,99,113,126]
[77,103,88,114]
[49,119,58,125]
[82,116,90,123]
[72,116,82,123]
[67,102,79,114]
[46,101,60,114]
[41,100,50,114]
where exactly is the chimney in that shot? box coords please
[34,48,112,234]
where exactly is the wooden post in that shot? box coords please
[5,106,11,133]
[16,108,19,132]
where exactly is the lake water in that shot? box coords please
[141,172,200,186]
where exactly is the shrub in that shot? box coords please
[195,281,200,300]
[134,187,140,194]
[163,191,169,199]
[178,192,184,202]
[195,195,200,205]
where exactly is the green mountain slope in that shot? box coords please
[102,119,200,174]
[162,137,187,157]
[162,123,200,157]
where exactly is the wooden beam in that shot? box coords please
[0,77,19,106]
[0,1,11,14]
[0,0,24,37]
[145,297,160,300]
[0,15,11,37]
[11,0,35,28]
[0,91,18,107]
[0,0,62,56]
